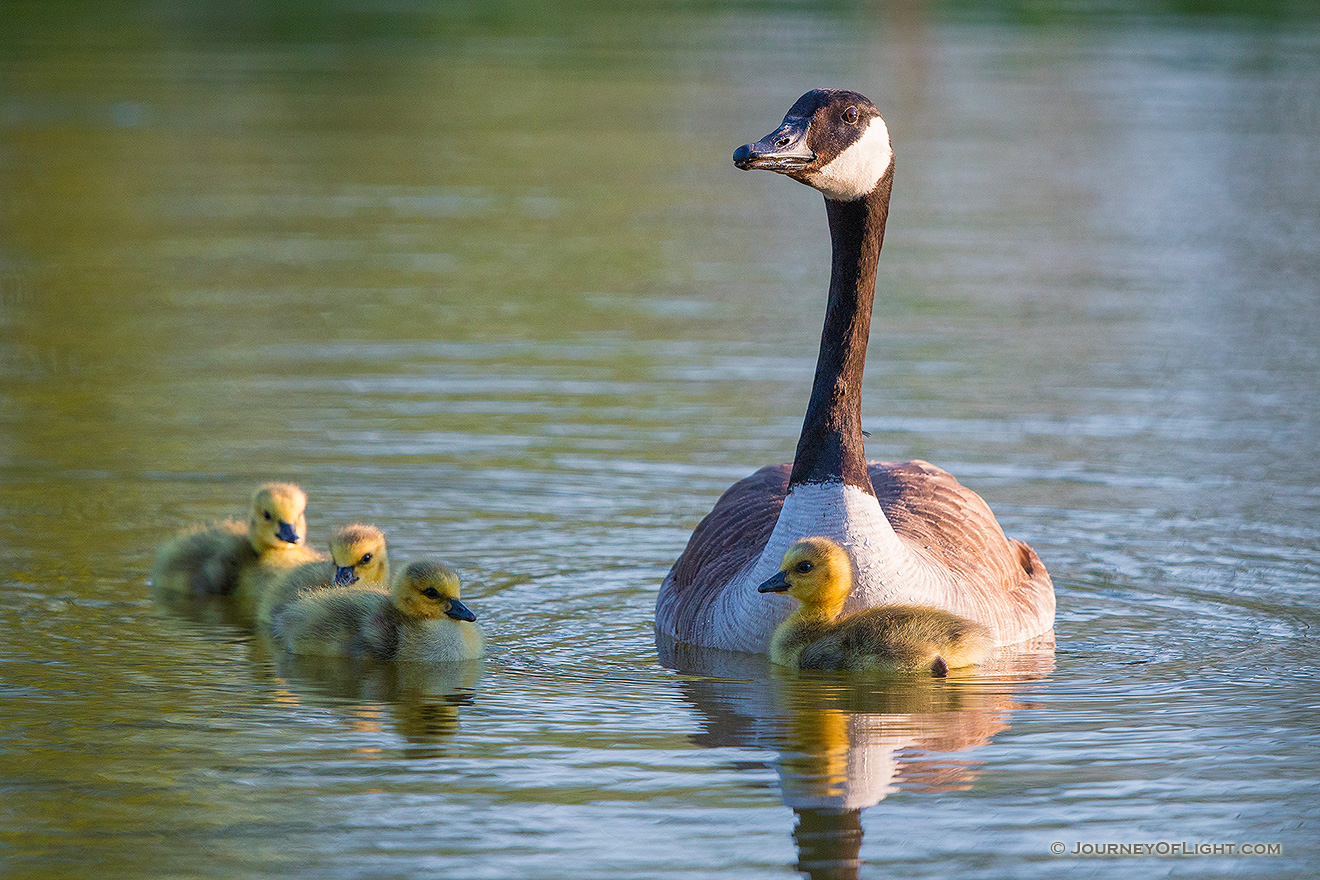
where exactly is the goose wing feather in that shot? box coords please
[874,460,1053,637]
[657,463,792,643]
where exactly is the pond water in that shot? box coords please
[2,2,1318,878]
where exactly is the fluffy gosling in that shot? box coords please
[758,537,992,675]
[226,483,324,619]
[152,482,314,602]
[254,523,389,626]
[273,560,484,662]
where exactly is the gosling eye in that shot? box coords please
[421,587,442,600]
[795,560,814,574]
[263,511,272,521]
[842,106,859,125]
[359,553,372,565]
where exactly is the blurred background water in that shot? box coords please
[2,1,1318,878]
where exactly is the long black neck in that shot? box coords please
[787,165,893,493]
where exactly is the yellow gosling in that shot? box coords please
[273,560,484,662]
[152,482,312,602]
[758,537,992,675]
[254,524,389,626]
[228,483,324,619]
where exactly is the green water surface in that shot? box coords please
[2,2,1318,878]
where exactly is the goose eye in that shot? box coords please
[359,553,372,565]
[263,511,272,521]
[842,106,859,125]
[422,587,441,600]
[795,561,814,574]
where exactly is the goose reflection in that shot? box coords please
[252,631,483,755]
[659,635,1054,879]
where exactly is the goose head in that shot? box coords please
[733,88,892,202]
[329,524,389,587]
[247,483,309,552]
[392,560,477,622]
[758,536,854,619]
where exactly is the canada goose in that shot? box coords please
[655,89,1054,652]
[254,523,389,626]
[758,537,991,674]
[151,482,313,601]
[273,560,484,662]
[228,483,325,618]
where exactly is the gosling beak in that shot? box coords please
[276,521,301,544]
[733,116,815,172]
[445,598,477,622]
[757,570,791,593]
[334,565,358,586]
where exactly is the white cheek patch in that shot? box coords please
[806,116,894,201]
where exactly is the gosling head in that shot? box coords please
[247,483,309,552]
[329,524,389,587]
[391,560,477,623]
[732,88,892,202]
[757,536,854,617]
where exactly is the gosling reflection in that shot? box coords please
[775,669,1014,809]
[659,634,1055,879]
[252,630,482,754]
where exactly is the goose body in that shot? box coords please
[273,560,484,662]
[151,483,313,602]
[759,537,992,674]
[254,523,390,626]
[655,89,1054,652]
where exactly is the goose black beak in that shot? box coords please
[276,521,301,544]
[734,117,815,172]
[445,599,477,622]
[334,565,358,586]
[757,571,791,593]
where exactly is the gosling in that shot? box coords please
[254,523,389,627]
[152,482,317,602]
[227,483,325,619]
[758,537,992,676]
[273,560,484,662]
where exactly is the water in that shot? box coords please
[3,2,1318,878]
